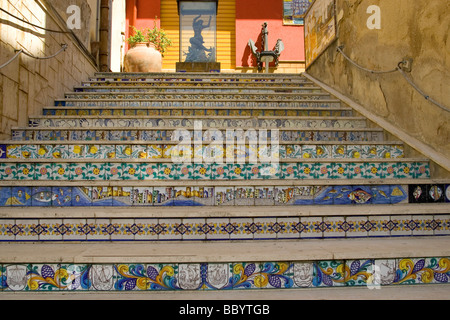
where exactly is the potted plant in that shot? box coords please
[124,20,172,73]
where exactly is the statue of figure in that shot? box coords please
[185,15,214,62]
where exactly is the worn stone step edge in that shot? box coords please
[29,115,367,120]
[1,237,450,263]
[0,203,448,219]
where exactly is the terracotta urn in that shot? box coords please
[124,42,162,72]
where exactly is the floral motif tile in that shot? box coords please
[0,163,16,180]
[88,163,105,180]
[395,162,415,179]
[35,163,53,180]
[158,164,177,180]
[297,163,317,179]
[122,163,141,180]
[347,163,365,179]
[177,164,194,180]
[16,163,35,180]
[210,163,228,180]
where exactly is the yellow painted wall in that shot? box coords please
[161,0,235,71]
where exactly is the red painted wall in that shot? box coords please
[125,0,161,51]
[236,0,305,67]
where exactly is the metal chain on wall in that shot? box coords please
[337,45,449,113]
[0,7,69,70]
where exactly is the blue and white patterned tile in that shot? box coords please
[134,219,159,240]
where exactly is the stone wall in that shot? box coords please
[0,0,98,139]
[307,0,450,162]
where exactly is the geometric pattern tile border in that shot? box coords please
[1,258,450,291]
[0,215,449,242]
[0,184,448,207]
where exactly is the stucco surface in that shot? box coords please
[307,0,450,163]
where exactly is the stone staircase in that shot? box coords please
[0,72,449,294]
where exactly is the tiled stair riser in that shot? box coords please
[55,100,342,108]
[11,129,385,142]
[0,184,447,208]
[0,214,449,242]
[43,108,352,117]
[27,118,368,129]
[74,88,325,94]
[62,93,333,101]
[2,144,405,160]
[0,161,430,181]
[1,257,450,291]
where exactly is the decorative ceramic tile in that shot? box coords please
[91,187,113,206]
[177,164,194,180]
[16,163,35,180]
[389,215,413,236]
[347,163,365,179]
[395,162,414,179]
[88,163,105,180]
[299,217,323,238]
[414,162,430,179]
[194,186,215,206]
[365,163,384,179]
[158,163,177,180]
[35,163,53,180]
[316,163,333,179]
[131,187,153,206]
[134,219,159,240]
[210,163,228,180]
[193,163,210,180]
[0,163,16,180]
[153,187,175,206]
[115,145,133,159]
[72,187,92,206]
[235,187,255,206]
[313,260,345,287]
[297,163,317,179]
[141,163,158,180]
[122,163,141,180]
[85,219,110,240]
[254,186,275,206]
[215,187,234,206]
[52,187,73,207]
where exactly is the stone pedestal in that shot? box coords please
[176,62,221,73]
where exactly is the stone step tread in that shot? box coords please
[1,202,448,219]
[1,237,449,263]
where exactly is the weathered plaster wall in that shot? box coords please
[307,0,450,162]
[0,0,98,139]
